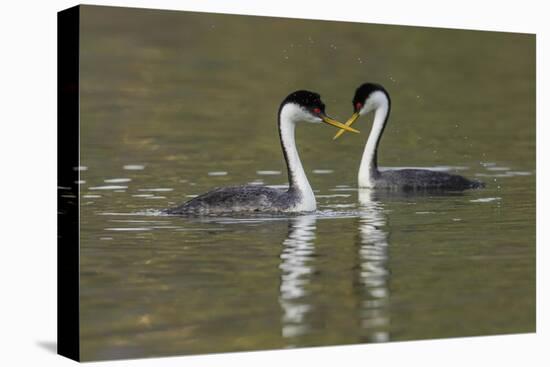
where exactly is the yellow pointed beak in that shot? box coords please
[320,114,360,134]
[333,112,360,140]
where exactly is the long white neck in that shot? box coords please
[279,104,316,211]
[358,95,390,188]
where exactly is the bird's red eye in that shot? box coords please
[313,107,321,114]
[355,102,363,110]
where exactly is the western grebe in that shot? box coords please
[165,90,358,214]
[333,83,484,190]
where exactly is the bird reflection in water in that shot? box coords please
[356,189,391,343]
[278,214,317,343]
[277,191,391,345]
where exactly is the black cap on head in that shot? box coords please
[281,90,326,115]
[352,83,389,112]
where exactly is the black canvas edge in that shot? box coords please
[57,5,81,362]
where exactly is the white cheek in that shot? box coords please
[280,103,316,123]
[307,116,322,124]
[359,104,371,116]
[362,91,388,115]
[298,110,317,123]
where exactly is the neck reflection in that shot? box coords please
[356,189,391,342]
[279,214,317,342]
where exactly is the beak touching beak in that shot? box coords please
[333,112,360,140]
[320,113,360,134]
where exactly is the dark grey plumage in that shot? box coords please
[164,185,301,214]
[374,169,484,190]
